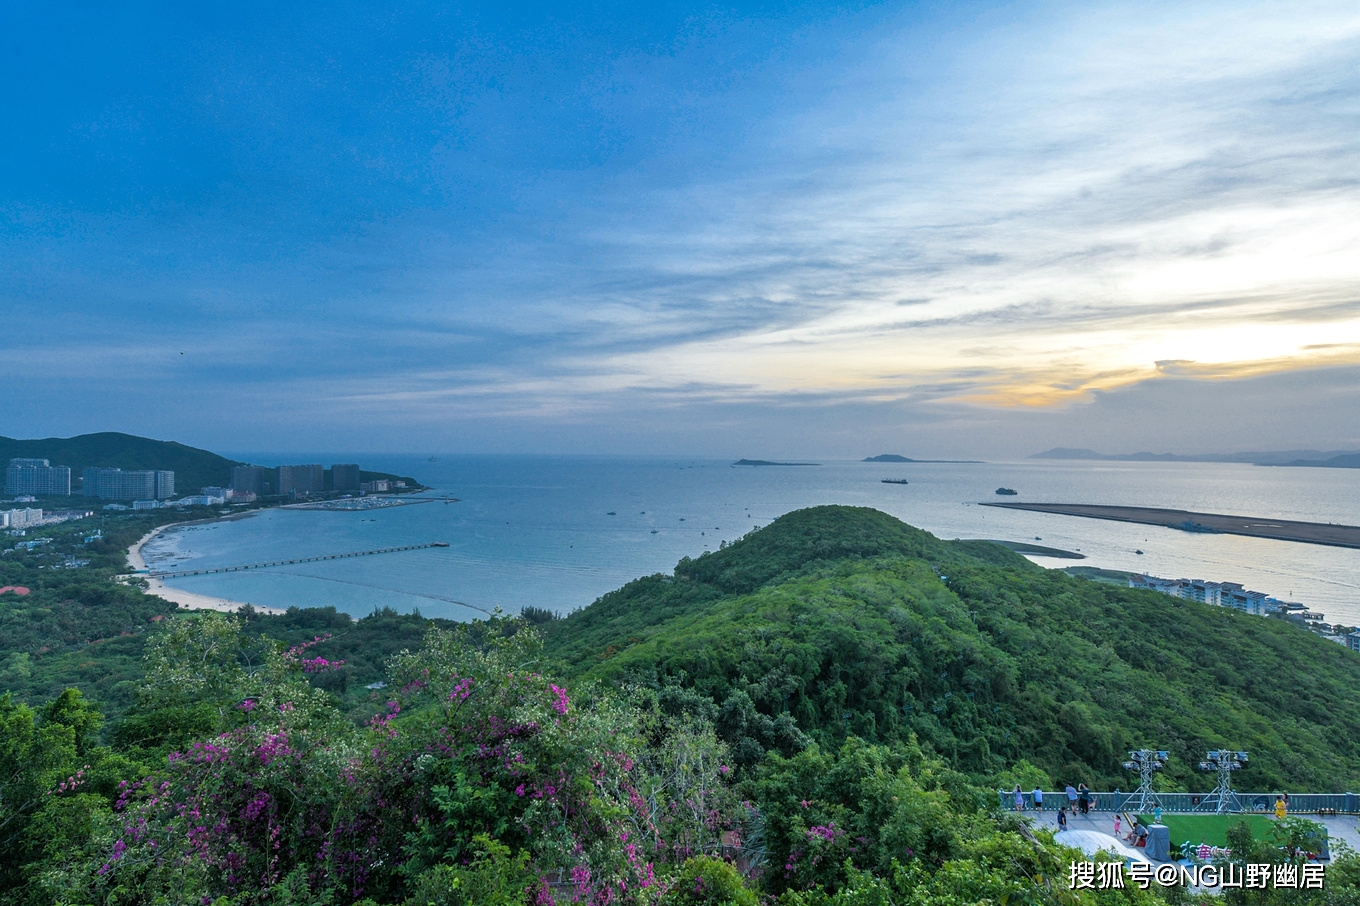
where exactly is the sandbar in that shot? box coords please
[980,502,1360,550]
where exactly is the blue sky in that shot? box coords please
[3,1,1359,457]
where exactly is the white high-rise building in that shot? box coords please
[5,459,72,496]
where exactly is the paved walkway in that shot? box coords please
[1020,807,1360,859]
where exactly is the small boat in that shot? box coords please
[881,479,909,485]
[996,487,1018,495]
[1135,549,1144,555]
[607,511,616,515]
[650,529,658,534]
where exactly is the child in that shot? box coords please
[1057,807,1068,832]
[1154,805,1162,824]
[1114,814,1122,837]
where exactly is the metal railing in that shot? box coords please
[999,791,1360,814]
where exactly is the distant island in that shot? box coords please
[1031,446,1360,467]
[863,453,984,463]
[1280,453,1360,469]
[733,459,819,466]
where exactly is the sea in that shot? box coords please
[141,456,1360,626]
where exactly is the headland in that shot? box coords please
[981,502,1360,550]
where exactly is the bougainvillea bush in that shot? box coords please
[40,616,742,905]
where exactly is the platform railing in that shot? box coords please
[999,791,1359,814]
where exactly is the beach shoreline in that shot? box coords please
[127,514,286,616]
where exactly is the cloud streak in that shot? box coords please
[1,1,1358,452]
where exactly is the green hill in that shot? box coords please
[543,505,1360,791]
[0,432,243,494]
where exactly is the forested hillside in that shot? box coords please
[0,432,243,493]
[543,506,1360,792]
[3,504,1359,904]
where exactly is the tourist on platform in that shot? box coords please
[1033,786,1044,811]
[1058,807,1068,832]
[1013,785,1024,811]
[1066,783,1079,810]
[1275,796,1287,820]
[1078,783,1091,814]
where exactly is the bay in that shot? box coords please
[144,456,1360,626]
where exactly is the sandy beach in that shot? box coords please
[127,522,286,616]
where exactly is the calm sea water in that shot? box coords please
[144,456,1360,625]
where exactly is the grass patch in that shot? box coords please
[1138,814,1277,848]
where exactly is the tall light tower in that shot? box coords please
[1119,749,1169,813]
[1198,750,1247,813]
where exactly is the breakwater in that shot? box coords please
[980,503,1360,550]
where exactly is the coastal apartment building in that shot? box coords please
[81,467,175,500]
[1,507,44,528]
[1131,573,1278,618]
[232,463,360,497]
[277,464,324,497]
[231,465,274,497]
[331,463,361,492]
[5,459,72,496]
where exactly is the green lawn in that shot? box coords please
[1137,814,1277,848]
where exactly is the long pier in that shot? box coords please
[980,502,1360,550]
[148,541,449,579]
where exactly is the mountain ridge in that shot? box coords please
[1031,446,1360,465]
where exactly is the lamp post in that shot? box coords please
[1198,750,1247,813]
[1120,749,1169,813]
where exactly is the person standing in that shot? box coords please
[1033,786,1044,812]
[1153,805,1162,824]
[1114,814,1122,838]
[1014,785,1025,812]
[1058,807,1068,832]
[1275,796,1287,820]
[1066,783,1078,811]
[1078,783,1091,815]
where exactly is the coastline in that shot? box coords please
[980,502,1360,550]
[127,515,286,616]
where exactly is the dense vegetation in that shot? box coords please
[2,504,1358,904]
[542,507,1360,792]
